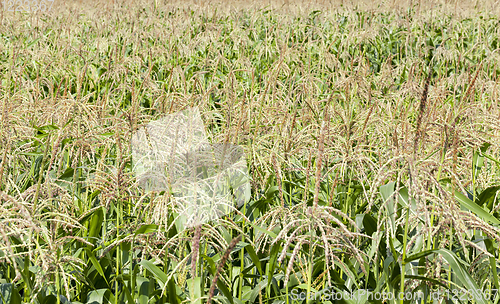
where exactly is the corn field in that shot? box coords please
[1,0,500,303]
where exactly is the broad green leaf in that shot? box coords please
[216,279,234,304]
[265,185,279,200]
[200,253,217,276]
[266,241,281,299]
[87,207,104,245]
[380,181,396,238]
[187,277,203,304]
[87,289,111,304]
[472,142,490,183]
[391,274,448,289]
[139,260,168,289]
[136,276,150,304]
[247,221,277,238]
[361,214,377,236]
[404,248,487,304]
[134,224,159,236]
[245,245,263,275]
[249,280,267,303]
[167,278,180,304]
[477,186,500,209]
[0,284,22,304]
[85,248,108,285]
[294,284,319,292]
[454,191,500,225]
[484,238,499,289]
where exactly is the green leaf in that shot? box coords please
[26,37,41,48]
[266,241,281,299]
[380,181,396,237]
[454,191,500,225]
[477,186,500,209]
[245,245,263,275]
[484,238,499,289]
[248,221,277,238]
[216,279,234,304]
[87,207,104,245]
[134,224,159,236]
[472,142,490,183]
[392,274,448,289]
[87,289,111,304]
[294,284,319,293]
[200,253,217,276]
[249,280,267,303]
[85,248,108,285]
[266,185,279,200]
[0,284,22,304]
[404,248,487,304]
[167,278,180,304]
[187,277,203,304]
[362,214,377,236]
[120,284,134,304]
[58,167,75,181]
[136,276,150,304]
[138,260,168,289]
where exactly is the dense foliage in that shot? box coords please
[1,1,500,303]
